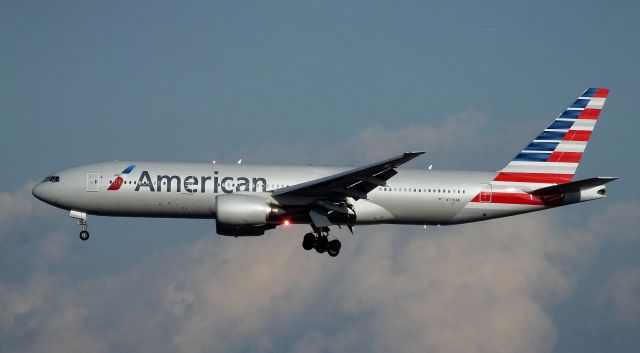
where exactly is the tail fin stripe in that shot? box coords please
[562,130,591,141]
[496,87,608,185]
[594,88,610,98]
[570,99,590,109]
[555,142,586,152]
[579,108,601,119]
[586,98,606,109]
[549,120,574,130]
[560,110,582,119]
[526,142,559,151]
[581,88,599,97]
[514,153,552,162]
[571,120,596,131]
[548,152,583,163]
[537,131,567,140]
[558,108,602,120]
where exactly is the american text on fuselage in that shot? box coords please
[132,170,268,194]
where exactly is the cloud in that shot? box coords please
[1,125,637,353]
[599,266,640,327]
[588,201,640,244]
[335,217,577,353]
[0,182,36,241]
[0,211,606,353]
[235,111,528,170]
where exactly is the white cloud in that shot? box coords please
[0,181,65,245]
[1,213,597,353]
[335,217,575,353]
[0,182,36,241]
[0,122,636,353]
[235,111,522,170]
[588,201,640,243]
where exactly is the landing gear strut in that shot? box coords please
[300,227,342,257]
[70,210,90,241]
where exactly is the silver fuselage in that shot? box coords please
[32,161,606,227]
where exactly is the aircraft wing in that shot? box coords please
[272,151,424,200]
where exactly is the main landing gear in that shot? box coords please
[70,210,90,241]
[301,227,342,257]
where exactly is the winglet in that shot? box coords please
[397,151,425,165]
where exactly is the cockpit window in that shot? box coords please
[43,176,60,182]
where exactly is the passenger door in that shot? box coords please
[86,173,99,192]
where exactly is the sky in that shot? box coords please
[1,1,639,352]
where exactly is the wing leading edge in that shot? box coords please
[272,151,425,200]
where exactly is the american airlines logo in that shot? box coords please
[107,164,136,191]
[128,170,268,194]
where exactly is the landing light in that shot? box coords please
[283,219,291,226]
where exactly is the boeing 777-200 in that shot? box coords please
[33,88,617,257]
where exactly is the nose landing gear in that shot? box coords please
[79,229,90,241]
[70,210,90,241]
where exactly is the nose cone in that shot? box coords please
[32,182,61,205]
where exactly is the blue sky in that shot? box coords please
[1,1,639,353]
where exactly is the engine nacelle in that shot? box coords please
[215,194,281,236]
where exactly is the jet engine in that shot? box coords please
[214,194,282,236]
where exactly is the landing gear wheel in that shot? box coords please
[79,230,90,241]
[302,233,316,250]
[328,239,341,257]
[315,236,328,253]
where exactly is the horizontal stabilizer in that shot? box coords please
[529,177,618,196]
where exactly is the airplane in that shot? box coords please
[32,88,617,257]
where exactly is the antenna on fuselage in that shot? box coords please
[237,159,242,164]
[428,164,433,170]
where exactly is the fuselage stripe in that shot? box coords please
[493,172,573,183]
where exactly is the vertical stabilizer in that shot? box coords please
[496,88,609,185]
